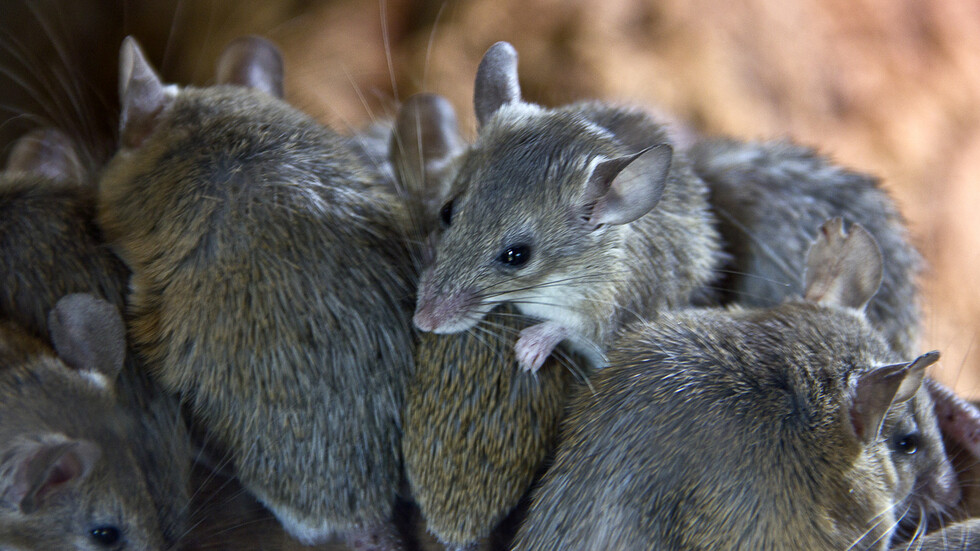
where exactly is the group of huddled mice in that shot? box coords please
[2,33,980,551]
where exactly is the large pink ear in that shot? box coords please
[391,93,465,210]
[474,41,521,128]
[5,128,83,182]
[47,294,126,382]
[584,144,672,227]
[803,218,883,311]
[0,434,101,514]
[215,36,284,98]
[849,351,938,443]
[118,36,173,149]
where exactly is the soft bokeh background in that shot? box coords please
[2,0,979,399]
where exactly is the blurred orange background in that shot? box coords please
[3,0,979,396]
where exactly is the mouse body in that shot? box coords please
[0,294,164,551]
[412,42,721,372]
[688,138,921,358]
[512,220,958,551]
[0,128,191,546]
[96,37,414,547]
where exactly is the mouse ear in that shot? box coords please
[391,93,465,213]
[119,36,173,149]
[0,434,101,514]
[474,41,522,128]
[803,219,883,311]
[48,294,126,382]
[584,144,672,227]
[849,351,938,443]
[215,35,284,98]
[5,128,83,182]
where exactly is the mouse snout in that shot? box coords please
[413,286,480,334]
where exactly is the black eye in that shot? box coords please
[893,433,920,455]
[440,199,454,228]
[497,244,531,267]
[89,526,121,547]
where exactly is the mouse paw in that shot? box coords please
[516,322,568,372]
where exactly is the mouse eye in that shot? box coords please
[497,244,531,267]
[440,199,454,228]
[89,526,121,547]
[892,433,921,455]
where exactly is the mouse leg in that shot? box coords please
[344,521,405,551]
[515,322,568,372]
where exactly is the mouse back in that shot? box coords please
[513,221,947,550]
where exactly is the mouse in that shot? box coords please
[411,41,722,372]
[0,127,192,547]
[893,518,980,550]
[387,93,586,551]
[0,294,164,551]
[95,35,415,549]
[687,137,922,358]
[512,219,959,551]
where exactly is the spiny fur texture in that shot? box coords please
[97,85,415,538]
[418,100,721,363]
[514,303,952,551]
[0,151,191,545]
[403,304,581,548]
[0,321,164,550]
[689,138,921,357]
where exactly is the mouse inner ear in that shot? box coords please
[392,93,465,215]
[119,36,174,149]
[215,35,284,99]
[848,355,935,444]
[584,144,672,228]
[47,294,126,382]
[5,128,84,182]
[803,218,883,311]
[474,41,522,129]
[0,435,101,514]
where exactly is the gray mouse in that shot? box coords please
[893,518,980,550]
[411,41,722,372]
[687,138,921,358]
[512,219,958,551]
[0,294,163,550]
[95,35,415,549]
[390,93,586,551]
[0,127,191,546]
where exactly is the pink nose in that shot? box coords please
[413,303,439,332]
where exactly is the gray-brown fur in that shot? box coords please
[0,299,163,550]
[96,37,414,544]
[689,138,921,357]
[414,42,721,371]
[894,519,980,550]
[513,221,955,551]
[404,304,580,549]
[0,128,191,545]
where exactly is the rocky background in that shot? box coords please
[2,0,979,397]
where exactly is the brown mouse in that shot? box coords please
[411,41,721,372]
[0,294,163,550]
[96,36,415,549]
[0,127,191,546]
[513,219,958,551]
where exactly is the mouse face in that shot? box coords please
[416,105,624,335]
[0,297,163,551]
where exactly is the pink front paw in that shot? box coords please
[515,322,568,372]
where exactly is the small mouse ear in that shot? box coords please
[803,219,883,311]
[5,128,83,182]
[392,93,465,210]
[119,36,173,149]
[215,35,284,98]
[48,294,126,382]
[584,144,672,227]
[849,351,939,443]
[0,435,101,514]
[474,41,521,128]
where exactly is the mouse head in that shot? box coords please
[413,41,672,334]
[0,294,163,550]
